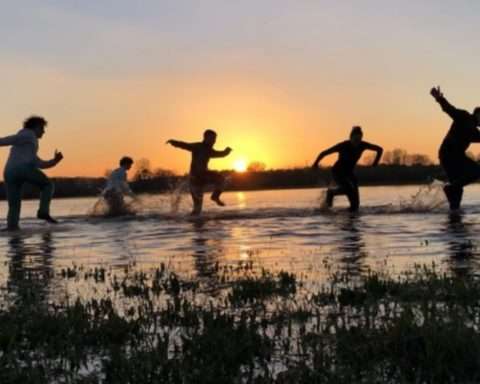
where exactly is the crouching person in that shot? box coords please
[103,156,135,215]
[0,116,63,230]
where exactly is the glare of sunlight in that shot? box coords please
[233,158,248,172]
[236,191,246,208]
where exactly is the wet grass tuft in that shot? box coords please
[2,263,480,383]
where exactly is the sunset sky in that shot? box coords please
[0,1,479,177]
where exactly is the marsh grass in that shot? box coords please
[2,262,480,383]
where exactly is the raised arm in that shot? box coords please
[430,86,461,120]
[166,139,195,151]
[311,143,342,168]
[363,142,383,166]
[210,147,232,158]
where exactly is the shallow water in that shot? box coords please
[1,184,480,299]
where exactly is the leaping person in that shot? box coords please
[431,86,480,210]
[312,126,383,212]
[167,129,232,215]
[0,116,63,230]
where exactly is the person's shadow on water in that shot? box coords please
[7,231,55,305]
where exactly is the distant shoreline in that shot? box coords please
[0,164,448,201]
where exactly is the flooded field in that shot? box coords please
[3,185,480,383]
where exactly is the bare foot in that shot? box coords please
[211,196,225,207]
[37,212,59,224]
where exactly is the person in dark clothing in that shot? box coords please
[167,129,232,215]
[312,126,383,212]
[431,86,480,210]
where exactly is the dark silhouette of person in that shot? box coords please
[0,116,64,230]
[430,86,480,210]
[312,126,383,212]
[102,156,136,216]
[167,129,232,215]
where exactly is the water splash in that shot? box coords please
[316,189,330,211]
[167,178,191,214]
[89,194,140,217]
[315,180,448,215]
[397,180,447,213]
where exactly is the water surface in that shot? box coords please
[1,185,480,300]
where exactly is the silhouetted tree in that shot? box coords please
[134,158,153,181]
[382,149,431,166]
[247,161,267,172]
[153,168,175,177]
[407,153,432,166]
[391,149,408,165]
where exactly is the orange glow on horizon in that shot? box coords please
[233,158,248,172]
[0,57,475,179]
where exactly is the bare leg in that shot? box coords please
[326,187,344,208]
[210,172,226,207]
[5,179,23,230]
[444,184,463,211]
[442,156,480,210]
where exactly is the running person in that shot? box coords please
[167,129,232,215]
[103,156,135,215]
[0,116,63,230]
[431,86,480,210]
[312,126,383,212]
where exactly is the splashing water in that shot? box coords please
[168,178,191,214]
[315,180,448,215]
[397,180,447,212]
[317,189,330,211]
[89,192,140,217]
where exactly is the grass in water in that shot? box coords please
[1,262,480,383]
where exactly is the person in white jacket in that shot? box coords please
[0,116,63,230]
[103,156,135,215]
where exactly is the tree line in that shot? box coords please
[0,148,473,200]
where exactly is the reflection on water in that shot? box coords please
[7,231,55,304]
[444,213,479,277]
[334,214,367,275]
[1,186,480,301]
[191,219,225,283]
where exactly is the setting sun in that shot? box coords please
[233,158,248,172]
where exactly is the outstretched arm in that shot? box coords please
[210,147,232,158]
[166,140,194,151]
[0,133,30,147]
[311,143,341,168]
[364,143,383,166]
[37,150,63,169]
[0,135,19,146]
[430,86,461,120]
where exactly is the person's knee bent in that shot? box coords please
[214,174,226,190]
